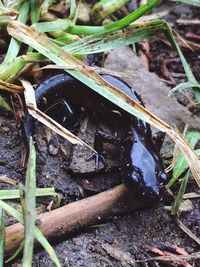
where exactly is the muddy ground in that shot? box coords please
[0,1,200,267]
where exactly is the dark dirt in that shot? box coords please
[1,1,200,267]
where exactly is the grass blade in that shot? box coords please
[169,148,200,188]
[171,170,190,215]
[30,0,40,24]
[0,78,23,93]
[65,23,162,55]
[164,23,200,91]
[22,138,36,267]
[90,0,130,25]
[168,82,193,96]
[104,0,160,31]
[34,227,62,267]
[0,208,4,267]
[0,199,61,266]
[22,79,94,148]
[4,1,30,63]
[69,0,78,24]
[0,188,56,200]
[33,0,160,34]
[33,18,71,32]
[0,52,45,82]
[40,0,54,15]
[0,96,12,111]
[5,241,24,264]
[168,130,200,187]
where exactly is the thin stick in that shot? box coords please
[5,184,148,254]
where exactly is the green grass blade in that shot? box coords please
[0,188,56,200]
[0,200,23,222]
[69,0,78,24]
[66,25,106,35]
[171,170,190,215]
[168,82,193,96]
[0,52,45,82]
[34,0,160,34]
[34,228,61,267]
[65,24,162,54]
[30,0,40,24]
[0,16,10,24]
[164,22,200,92]
[70,0,77,18]
[33,18,71,32]
[5,241,24,264]
[167,130,200,188]
[168,148,200,188]
[90,0,130,25]
[0,200,61,267]
[28,0,40,52]
[0,96,12,111]
[32,0,77,32]
[0,208,4,267]
[22,138,36,267]
[98,0,161,31]
[4,1,30,63]
[50,31,79,45]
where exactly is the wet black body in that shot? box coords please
[26,73,167,201]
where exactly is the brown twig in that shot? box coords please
[149,246,192,267]
[185,32,200,40]
[5,184,148,253]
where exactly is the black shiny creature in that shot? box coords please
[24,73,167,201]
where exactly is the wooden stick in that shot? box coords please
[5,184,149,253]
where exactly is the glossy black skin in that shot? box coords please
[27,73,167,201]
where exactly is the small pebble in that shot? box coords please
[2,126,10,133]
[48,144,58,156]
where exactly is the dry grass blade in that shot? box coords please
[0,176,17,185]
[33,64,138,80]
[21,80,95,150]
[8,21,200,188]
[175,217,200,245]
[0,6,18,17]
[177,19,200,25]
[183,192,200,199]
[0,79,23,93]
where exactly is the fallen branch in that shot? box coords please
[5,184,148,253]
